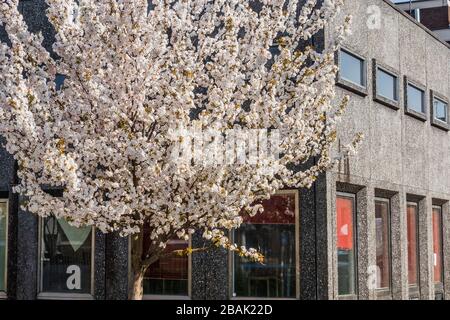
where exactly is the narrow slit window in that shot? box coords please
[336,193,357,296]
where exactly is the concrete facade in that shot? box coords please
[0,0,449,300]
[328,0,450,300]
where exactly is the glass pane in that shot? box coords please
[434,98,448,123]
[0,202,7,292]
[340,50,365,87]
[432,207,443,284]
[234,193,297,298]
[336,195,357,296]
[407,204,419,286]
[41,216,93,294]
[377,69,397,101]
[55,74,66,91]
[143,238,189,296]
[375,200,391,290]
[407,84,424,113]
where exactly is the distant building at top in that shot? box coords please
[393,0,450,42]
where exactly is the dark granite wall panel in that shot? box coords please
[6,170,18,299]
[315,172,331,300]
[105,233,129,300]
[300,184,318,300]
[20,0,56,57]
[16,200,38,300]
[0,142,14,192]
[191,232,228,300]
[94,231,106,300]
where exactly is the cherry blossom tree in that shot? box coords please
[0,0,357,299]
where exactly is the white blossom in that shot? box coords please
[0,0,356,263]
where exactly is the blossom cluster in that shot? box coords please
[0,0,353,263]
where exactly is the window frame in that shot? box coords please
[406,202,420,293]
[432,205,444,289]
[142,238,192,300]
[336,192,358,299]
[372,59,400,110]
[374,197,393,295]
[37,216,96,300]
[336,47,368,97]
[229,189,300,300]
[430,90,450,131]
[404,76,428,122]
[0,199,8,299]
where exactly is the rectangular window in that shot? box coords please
[336,193,357,296]
[407,83,425,114]
[339,49,366,88]
[376,68,398,102]
[433,97,448,123]
[407,203,419,286]
[143,238,190,297]
[432,206,444,284]
[233,191,299,298]
[430,91,449,130]
[39,216,94,296]
[0,200,7,293]
[375,198,391,291]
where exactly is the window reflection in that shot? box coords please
[233,193,297,298]
[407,204,419,286]
[375,199,391,290]
[407,84,425,114]
[40,216,93,294]
[376,69,397,101]
[336,194,357,296]
[433,98,448,123]
[340,50,365,87]
[432,206,443,284]
[143,237,189,296]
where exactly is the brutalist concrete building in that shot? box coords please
[1,0,450,300]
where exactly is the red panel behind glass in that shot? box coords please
[242,194,296,225]
[432,207,443,284]
[407,204,419,286]
[336,197,354,250]
[142,224,188,281]
[145,240,188,280]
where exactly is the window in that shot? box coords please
[431,91,449,130]
[339,49,366,90]
[376,68,398,101]
[432,206,444,284]
[406,203,419,286]
[143,238,190,297]
[433,98,448,123]
[373,60,400,109]
[55,74,66,91]
[39,216,94,297]
[407,84,425,113]
[232,191,299,298]
[0,200,7,294]
[336,193,357,296]
[405,78,427,121]
[375,198,391,291]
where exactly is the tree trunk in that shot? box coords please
[128,231,164,300]
[129,232,145,300]
[130,268,145,300]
